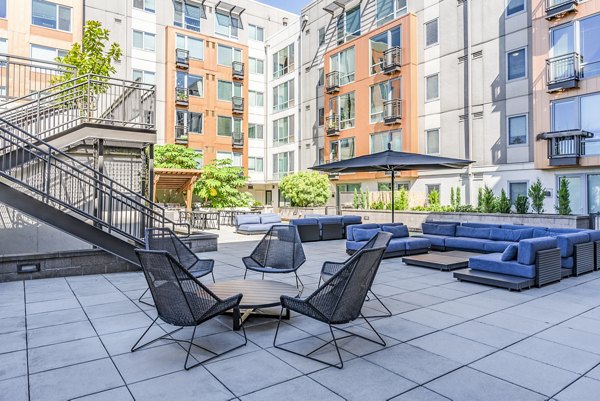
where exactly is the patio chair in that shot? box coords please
[273,246,387,369]
[138,228,214,305]
[242,225,306,289]
[132,249,246,370]
[319,231,393,318]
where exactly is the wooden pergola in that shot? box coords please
[153,168,202,210]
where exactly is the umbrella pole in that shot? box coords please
[391,169,395,223]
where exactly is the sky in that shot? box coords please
[254,0,310,14]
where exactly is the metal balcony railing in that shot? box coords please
[383,47,402,74]
[232,61,245,79]
[547,52,582,92]
[383,99,402,124]
[175,48,189,69]
[175,87,189,105]
[175,125,188,144]
[232,131,244,148]
[325,71,340,94]
[537,129,593,166]
[232,96,244,114]
[326,115,339,136]
[546,0,578,20]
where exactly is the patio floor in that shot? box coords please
[2,229,600,400]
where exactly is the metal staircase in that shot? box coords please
[0,119,187,264]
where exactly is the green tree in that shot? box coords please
[450,187,455,209]
[279,171,331,207]
[556,177,572,215]
[396,188,409,210]
[194,159,253,208]
[528,178,546,214]
[481,186,496,213]
[515,195,530,214]
[353,188,360,209]
[496,189,512,214]
[477,187,484,212]
[154,144,201,169]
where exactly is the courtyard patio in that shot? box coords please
[2,228,600,401]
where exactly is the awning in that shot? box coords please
[215,1,245,17]
[323,0,359,15]
[537,130,594,140]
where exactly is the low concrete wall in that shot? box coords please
[277,206,337,220]
[181,233,219,253]
[0,226,91,254]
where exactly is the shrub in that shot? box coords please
[496,189,511,214]
[481,186,496,213]
[528,178,546,214]
[195,159,253,208]
[427,190,440,208]
[556,177,572,215]
[477,187,484,212]
[279,171,331,207]
[353,188,360,209]
[515,195,529,214]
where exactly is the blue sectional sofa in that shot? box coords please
[346,223,430,258]
[290,215,362,242]
[235,213,282,234]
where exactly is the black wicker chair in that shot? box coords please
[133,250,246,370]
[320,231,393,318]
[242,225,306,289]
[273,246,387,369]
[139,228,214,305]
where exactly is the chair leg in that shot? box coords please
[211,271,216,283]
[137,288,154,307]
[243,269,248,279]
[363,290,392,318]
[131,316,183,352]
[295,272,304,292]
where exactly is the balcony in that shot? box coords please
[382,47,402,74]
[175,87,189,106]
[325,71,340,94]
[547,53,582,93]
[326,115,340,136]
[232,61,245,80]
[545,0,579,20]
[232,131,244,148]
[232,97,244,114]
[383,99,402,125]
[175,48,189,69]
[175,125,188,144]
[537,130,593,166]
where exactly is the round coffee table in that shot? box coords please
[207,279,300,330]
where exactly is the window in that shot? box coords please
[507,48,526,81]
[217,45,242,67]
[248,157,264,172]
[318,27,326,46]
[509,182,528,204]
[330,138,355,161]
[249,90,264,107]
[370,26,401,74]
[426,129,440,154]
[176,34,204,60]
[0,38,6,54]
[273,115,294,146]
[0,0,5,18]
[249,24,264,42]
[552,93,600,155]
[273,79,294,112]
[133,70,155,84]
[215,11,239,39]
[273,44,294,78]
[195,150,203,169]
[32,0,71,31]
[273,151,294,179]
[177,72,203,96]
[370,131,402,153]
[580,15,600,78]
[330,46,355,85]
[217,80,242,101]
[318,108,325,126]
[133,0,155,13]
[217,116,242,137]
[336,6,360,45]
[426,184,440,198]
[188,112,203,133]
[173,1,202,32]
[330,92,356,129]
[508,114,528,146]
[248,123,264,139]
[376,0,407,26]
[318,68,324,86]
[133,30,155,51]
[370,78,401,123]
[30,44,67,62]
[506,0,525,16]
[425,19,438,47]
[249,57,264,74]
[217,151,242,166]
[425,74,439,101]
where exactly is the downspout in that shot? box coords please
[466,0,474,205]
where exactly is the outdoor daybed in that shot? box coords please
[346,223,431,258]
[235,213,282,234]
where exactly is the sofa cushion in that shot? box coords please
[533,228,552,238]
[382,225,409,238]
[341,215,362,225]
[425,220,460,226]
[548,227,584,234]
[346,241,365,252]
[511,229,534,241]
[353,228,381,242]
[346,224,380,241]
[499,224,539,230]
[556,232,590,258]
[416,234,446,248]
[501,244,518,261]
[238,223,274,232]
[517,237,558,265]
[469,253,536,279]
[318,216,342,227]
[489,228,514,242]
[386,238,407,253]
[445,237,487,251]
[404,237,431,251]
[290,218,319,226]
[586,230,600,242]
[562,257,574,270]
[260,214,281,224]
[422,223,456,237]
[456,226,491,239]
[484,241,513,253]
[236,215,261,226]
[461,223,501,229]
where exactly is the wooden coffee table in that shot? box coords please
[402,250,481,271]
[207,279,300,330]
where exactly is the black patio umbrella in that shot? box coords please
[310,145,473,222]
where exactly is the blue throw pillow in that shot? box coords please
[456,226,491,239]
[382,225,409,238]
[353,228,381,242]
[501,244,518,261]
